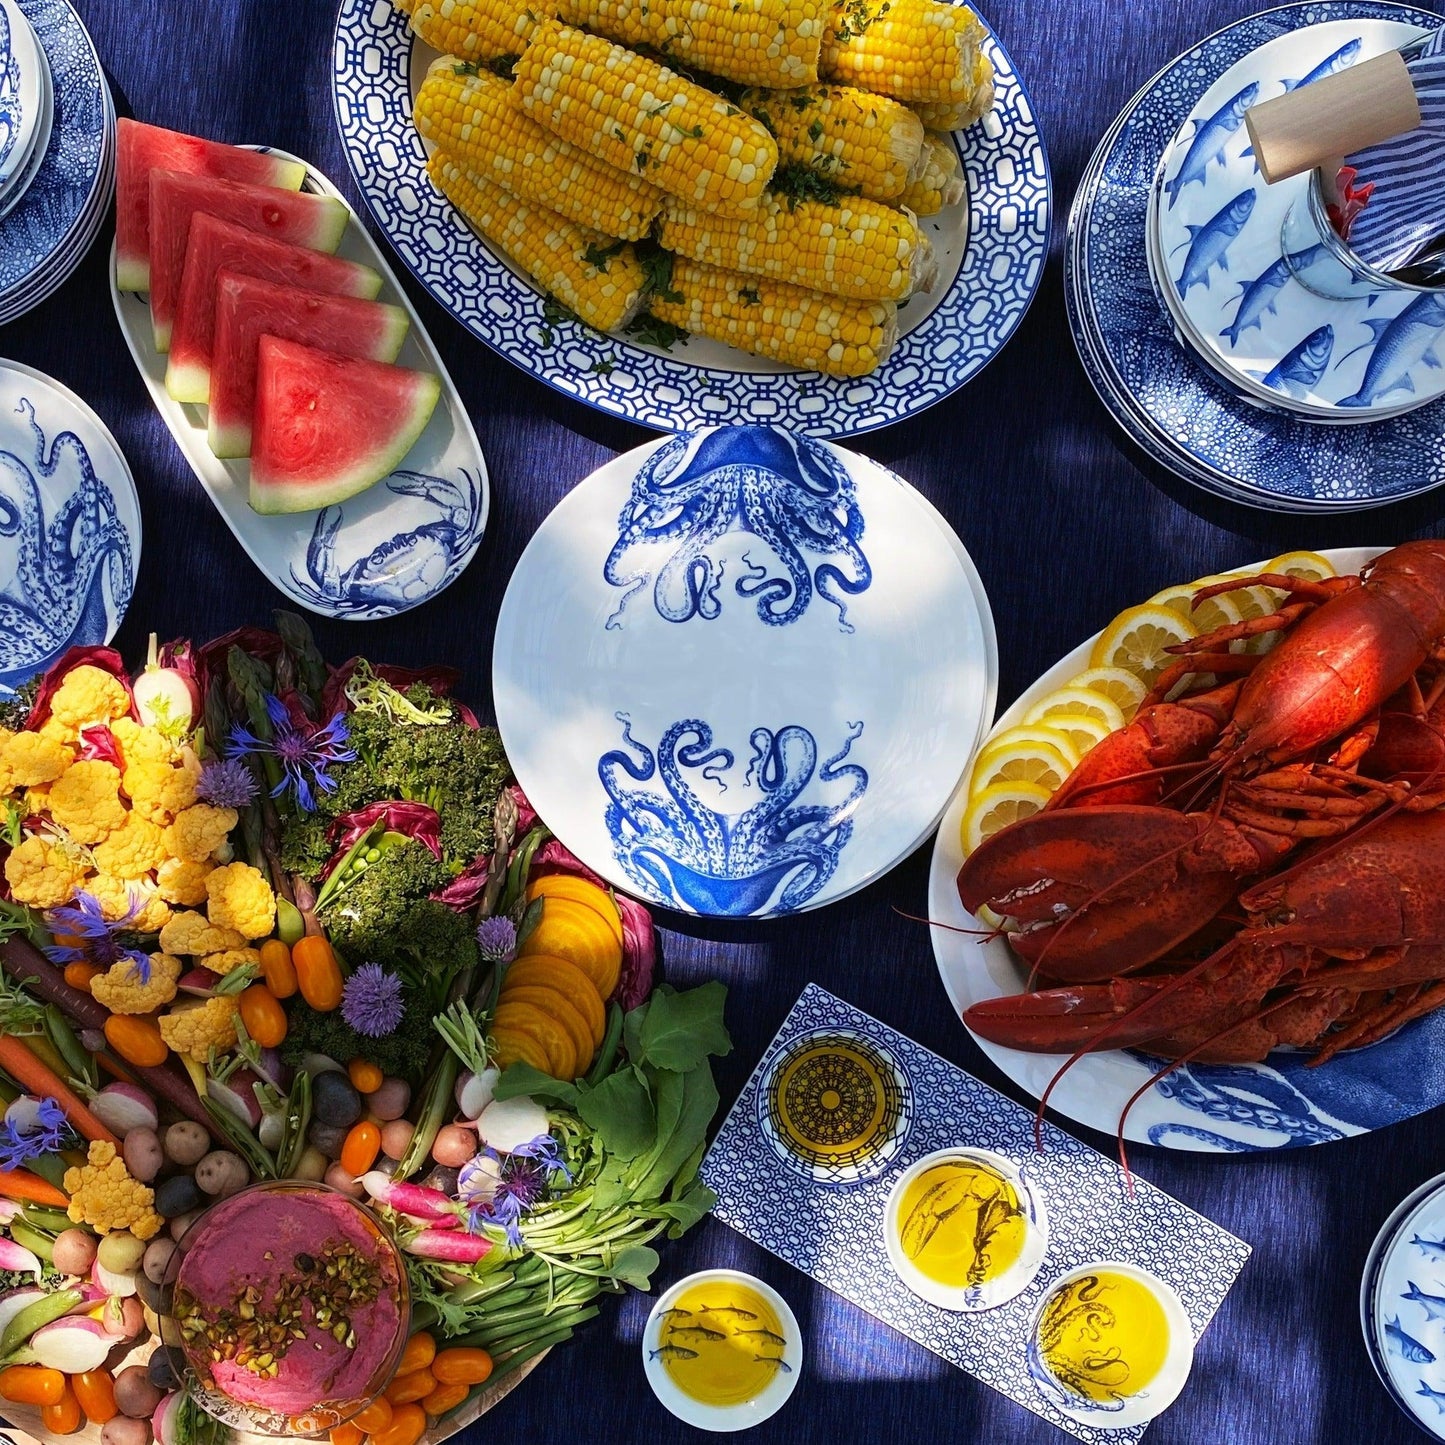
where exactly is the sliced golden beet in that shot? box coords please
[518,897,622,999]
[525,874,624,949]
[491,1025,550,1074]
[494,1000,578,1081]
[502,985,595,1074]
[502,955,605,1047]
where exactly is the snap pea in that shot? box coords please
[0,1288,81,1362]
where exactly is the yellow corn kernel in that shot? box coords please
[897,132,965,216]
[912,51,997,129]
[395,0,540,64]
[820,0,985,106]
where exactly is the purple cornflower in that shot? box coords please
[457,1135,569,1246]
[0,1097,71,1171]
[225,694,356,813]
[197,756,259,810]
[44,890,152,982]
[475,915,516,963]
[340,963,405,1037]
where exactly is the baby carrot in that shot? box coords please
[0,1166,71,1209]
[0,1036,119,1145]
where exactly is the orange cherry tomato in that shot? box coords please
[396,1332,436,1377]
[292,936,344,1012]
[340,1121,382,1177]
[259,939,298,999]
[330,1424,364,1445]
[348,1058,384,1094]
[0,1365,67,1406]
[370,1403,426,1445]
[72,1369,117,1424]
[430,1348,493,1387]
[41,1385,82,1435]
[352,1398,393,1433]
[421,1381,468,1418]
[238,984,288,1048]
[63,962,102,994]
[385,1369,436,1406]
[103,1014,168,1068]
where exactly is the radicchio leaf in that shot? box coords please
[321,801,444,881]
[321,659,468,722]
[78,726,123,766]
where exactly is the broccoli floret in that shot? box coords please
[0,1266,69,1293]
[279,813,332,879]
[0,677,41,731]
[281,984,440,1083]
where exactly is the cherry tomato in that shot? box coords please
[352,1398,393,1434]
[396,1333,435,1377]
[347,1059,384,1094]
[421,1382,468,1418]
[0,1365,67,1406]
[292,936,343,1011]
[430,1348,493,1387]
[340,1121,381,1177]
[258,939,298,999]
[73,1369,117,1424]
[370,1403,426,1445]
[385,1370,436,1406]
[42,1385,83,1435]
[238,984,288,1048]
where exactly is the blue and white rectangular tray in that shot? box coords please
[701,985,1251,1442]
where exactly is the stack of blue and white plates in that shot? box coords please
[1066,1,1445,512]
[0,0,114,325]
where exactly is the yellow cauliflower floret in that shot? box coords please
[206,863,275,941]
[160,996,239,1061]
[48,667,131,735]
[203,946,261,977]
[92,812,168,880]
[164,804,237,864]
[64,1141,163,1239]
[48,760,126,844]
[159,910,246,956]
[124,750,202,825]
[87,874,173,933]
[155,856,213,907]
[112,718,176,768]
[90,953,182,1014]
[4,835,89,909]
[0,730,72,788]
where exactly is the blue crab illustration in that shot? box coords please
[604,427,872,632]
[0,399,135,693]
[0,4,19,177]
[288,469,485,616]
[598,715,869,916]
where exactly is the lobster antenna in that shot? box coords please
[1054,760,1208,805]
[889,905,1002,941]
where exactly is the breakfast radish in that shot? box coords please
[150,1391,181,1445]
[455,1066,499,1120]
[359,1174,457,1222]
[402,1229,491,1263]
[93,1256,140,1300]
[131,637,200,732]
[206,1070,263,1129]
[0,1238,42,1278]
[90,1083,160,1137]
[23,1316,116,1372]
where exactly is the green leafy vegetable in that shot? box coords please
[281,984,441,1083]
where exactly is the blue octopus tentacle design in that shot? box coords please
[1140,1060,1346,1149]
[0,4,19,177]
[288,469,486,616]
[603,428,872,632]
[0,400,135,691]
[597,714,869,916]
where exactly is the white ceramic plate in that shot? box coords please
[923,546,1445,1152]
[0,358,140,694]
[495,426,993,918]
[110,146,490,621]
[0,0,47,203]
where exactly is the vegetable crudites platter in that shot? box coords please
[0,621,730,1445]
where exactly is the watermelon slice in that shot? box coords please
[149,170,349,354]
[167,216,384,405]
[116,120,307,292]
[208,273,411,458]
[250,337,441,516]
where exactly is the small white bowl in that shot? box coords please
[883,1146,1048,1312]
[642,1269,802,1432]
[1026,1260,1195,1428]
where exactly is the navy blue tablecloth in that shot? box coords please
[7,0,1445,1440]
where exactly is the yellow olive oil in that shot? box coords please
[654,1281,791,1407]
[895,1157,1027,1288]
[1037,1270,1170,1404]
[771,1036,895,1168]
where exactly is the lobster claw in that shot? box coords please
[963,977,1184,1051]
[957,805,1243,982]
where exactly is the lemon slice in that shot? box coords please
[1089,603,1199,685]
[968,733,1074,798]
[1023,685,1126,734]
[962,780,1052,854]
[1148,580,1247,652]
[1267,550,1336,583]
[1065,666,1148,720]
[977,723,1082,771]
[1037,710,1115,757]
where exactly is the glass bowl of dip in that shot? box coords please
[642,1269,802,1432]
[162,1180,410,1436]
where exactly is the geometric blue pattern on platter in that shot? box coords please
[1071,1,1445,508]
[603,428,871,631]
[702,985,1252,1444]
[0,0,109,305]
[330,0,1050,440]
[598,715,868,915]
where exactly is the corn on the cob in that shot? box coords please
[739,84,923,202]
[897,132,965,216]
[912,52,996,129]
[394,0,540,64]
[649,256,898,375]
[416,61,665,240]
[658,192,934,301]
[513,19,779,215]
[820,0,985,106]
[428,152,646,332]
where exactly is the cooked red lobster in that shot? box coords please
[958,540,1445,1073]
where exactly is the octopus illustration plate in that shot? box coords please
[0,0,47,205]
[0,360,140,695]
[494,426,994,919]
[925,545,1445,1154]
[329,0,1049,439]
[110,148,489,622]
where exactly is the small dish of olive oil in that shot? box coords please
[642,1269,801,1431]
[1027,1260,1195,1428]
[883,1147,1049,1311]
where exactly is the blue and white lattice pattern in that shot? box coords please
[702,986,1252,1443]
[329,1,1049,438]
[604,428,871,631]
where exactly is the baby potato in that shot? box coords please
[122,1128,164,1184]
[51,1227,99,1277]
[112,1367,161,1420]
[195,1151,248,1197]
[162,1121,209,1167]
[101,1418,152,1445]
[98,1231,147,1275]
[142,1237,177,1286]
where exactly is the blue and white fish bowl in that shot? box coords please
[0,360,140,696]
